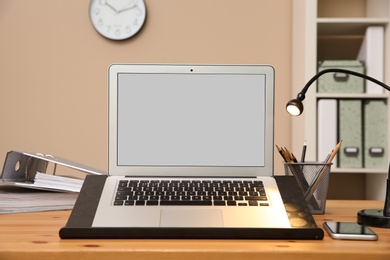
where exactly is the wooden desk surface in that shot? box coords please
[0,200,389,260]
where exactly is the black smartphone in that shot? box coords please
[323,221,378,240]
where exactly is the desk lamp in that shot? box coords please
[286,68,390,228]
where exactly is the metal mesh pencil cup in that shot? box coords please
[284,162,332,214]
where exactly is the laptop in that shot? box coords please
[60,64,326,239]
[87,64,291,229]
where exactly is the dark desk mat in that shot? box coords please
[60,175,324,240]
[275,176,319,228]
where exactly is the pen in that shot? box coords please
[301,140,307,162]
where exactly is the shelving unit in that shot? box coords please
[292,0,390,199]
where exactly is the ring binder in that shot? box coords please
[1,151,105,192]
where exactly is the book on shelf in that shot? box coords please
[357,26,384,94]
[317,99,338,167]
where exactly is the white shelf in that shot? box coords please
[317,18,390,23]
[316,93,389,99]
[331,168,387,174]
[292,0,390,199]
[317,18,390,35]
[292,0,390,159]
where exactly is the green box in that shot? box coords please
[338,99,363,168]
[318,60,365,93]
[364,99,387,169]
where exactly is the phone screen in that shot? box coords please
[323,222,378,240]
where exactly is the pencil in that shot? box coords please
[283,147,293,162]
[327,140,342,163]
[304,140,343,202]
[291,153,298,163]
[275,145,287,162]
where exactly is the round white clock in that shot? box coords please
[89,0,146,40]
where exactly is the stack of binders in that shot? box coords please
[317,59,388,169]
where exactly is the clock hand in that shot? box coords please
[102,0,120,13]
[118,5,138,14]
[117,0,139,13]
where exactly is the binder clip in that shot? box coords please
[1,150,105,187]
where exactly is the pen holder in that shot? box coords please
[284,162,332,214]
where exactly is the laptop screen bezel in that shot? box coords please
[108,64,275,177]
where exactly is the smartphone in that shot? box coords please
[323,221,378,240]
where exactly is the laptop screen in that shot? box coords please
[109,64,275,177]
[117,73,265,167]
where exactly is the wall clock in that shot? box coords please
[89,0,146,40]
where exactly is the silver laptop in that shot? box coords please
[92,64,290,228]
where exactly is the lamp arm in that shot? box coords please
[297,68,390,99]
[289,68,390,226]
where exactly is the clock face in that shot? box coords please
[89,0,146,40]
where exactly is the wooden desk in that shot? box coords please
[0,200,389,260]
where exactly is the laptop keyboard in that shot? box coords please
[113,179,269,206]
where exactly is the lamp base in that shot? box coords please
[357,209,390,228]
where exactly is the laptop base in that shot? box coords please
[59,176,324,240]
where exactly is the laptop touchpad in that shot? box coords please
[160,209,224,227]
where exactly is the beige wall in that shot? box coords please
[0,0,292,176]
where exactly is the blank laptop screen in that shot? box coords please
[117,73,266,167]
